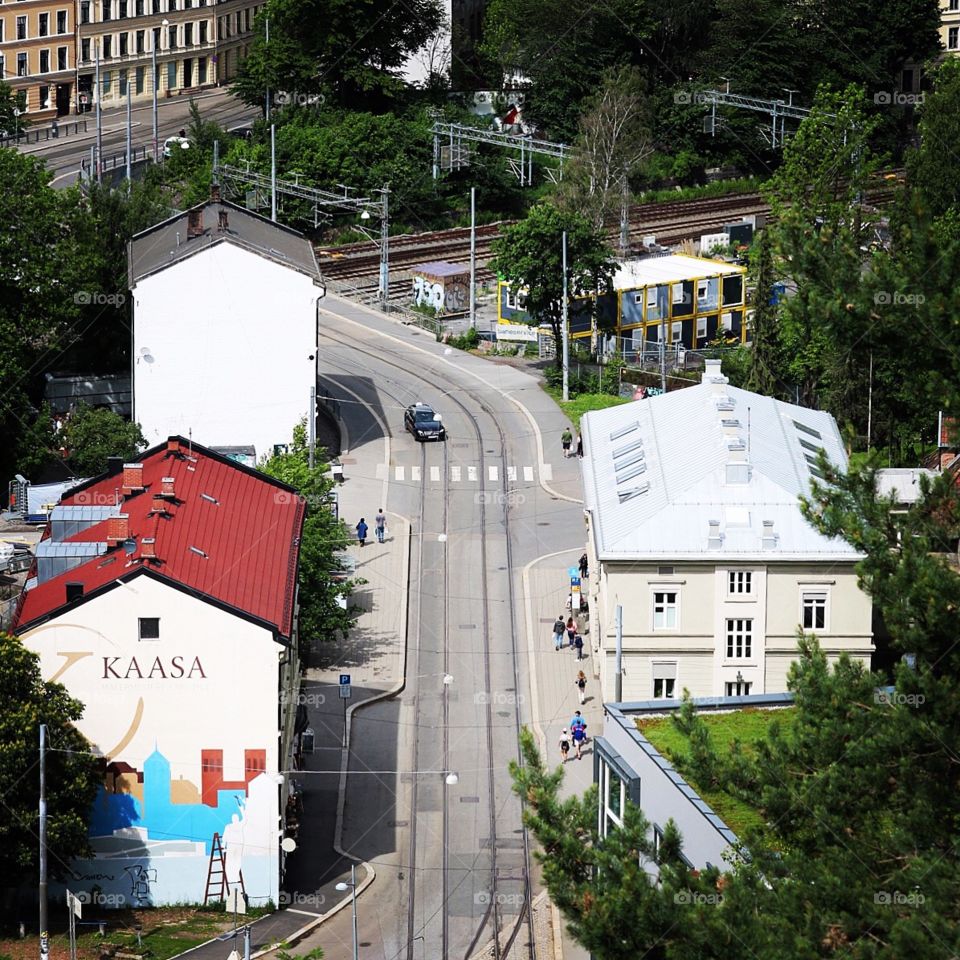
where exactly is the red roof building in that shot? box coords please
[14,436,305,640]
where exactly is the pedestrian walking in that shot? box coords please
[566,616,576,646]
[576,433,583,458]
[356,517,368,547]
[553,614,566,651]
[375,509,386,543]
[559,728,571,763]
[578,552,588,579]
[572,722,587,759]
[570,710,586,734]
[575,670,587,704]
[574,634,584,660]
[561,427,573,458]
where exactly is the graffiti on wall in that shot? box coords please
[413,276,469,315]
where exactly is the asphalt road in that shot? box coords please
[14,87,258,186]
[300,297,585,960]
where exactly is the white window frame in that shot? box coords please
[725,617,753,658]
[951,26,960,49]
[696,278,709,303]
[16,15,27,39]
[671,283,685,305]
[645,286,658,309]
[652,588,679,631]
[39,48,50,73]
[696,316,707,339]
[652,660,677,699]
[727,569,753,598]
[725,680,752,697]
[671,321,683,343]
[602,761,625,835]
[721,311,733,332]
[800,589,829,632]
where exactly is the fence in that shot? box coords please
[79,145,152,178]
[323,278,444,340]
[0,118,89,147]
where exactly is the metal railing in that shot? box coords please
[0,118,88,147]
[324,277,444,339]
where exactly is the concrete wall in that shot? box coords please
[589,544,873,702]
[132,242,320,461]
[21,575,283,906]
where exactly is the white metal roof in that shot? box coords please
[581,360,860,561]
[875,468,936,503]
[612,254,744,291]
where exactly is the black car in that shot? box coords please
[404,403,445,441]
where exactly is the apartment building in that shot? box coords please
[0,0,75,121]
[943,0,960,53]
[75,0,261,110]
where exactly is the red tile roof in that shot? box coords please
[15,437,305,640]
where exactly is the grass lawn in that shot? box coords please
[637,708,795,841]
[0,905,272,960]
[543,386,632,431]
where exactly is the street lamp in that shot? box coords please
[335,865,359,960]
[153,19,169,162]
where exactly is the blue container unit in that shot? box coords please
[497,255,749,353]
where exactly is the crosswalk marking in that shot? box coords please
[540,463,553,481]
[488,466,498,482]
[523,466,534,483]
[376,463,387,480]
[411,466,421,482]
[395,466,405,482]
[468,466,477,482]
[507,466,517,482]
[451,465,462,482]
[430,466,441,482]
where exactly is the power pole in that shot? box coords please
[125,80,132,186]
[151,35,158,162]
[469,186,476,329]
[270,123,277,222]
[619,171,630,258]
[867,350,873,451]
[94,40,102,183]
[615,605,623,703]
[561,230,570,402]
[308,385,316,471]
[378,185,390,312]
[39,725,48,960]
[264,16,271,122]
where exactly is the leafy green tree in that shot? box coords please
[0,634,100,919]
[512,463,960,959]
[742,229,785,398]
[491,202,615,365]
[0,79,29,136]
[232,0,442,112]
[259,420,358,645]
[61,405,146,475]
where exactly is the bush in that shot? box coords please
[447,327,481,351]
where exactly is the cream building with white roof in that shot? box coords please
[580,359,874,702]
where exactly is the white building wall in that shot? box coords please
[591,543,873,702]
[132,243,320,461]
[20,576,284,906]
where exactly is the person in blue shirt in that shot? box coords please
[356,518,368,547]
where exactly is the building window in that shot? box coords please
[201,752,222,773]
[696,316,707,339]
[951,0,959,10]
[725,618,752,658]
[671,283,685,305]
[39,85,50,108]
[57,45,67,69]
[16,15,26,38]
[39,12,49,35]
[136,29,144,52]
[102,69,111,92]
[184,21,192,43]
[119,32,127,55]
[152,0,160,14]
[80,1,90,23]
[652,662,677,699]
[40,49,50,72]
[721,312,733,332]
[652,824,663,858]
[801,591,827,631]
[103,0,111,19]
[119,68,127,94]
[598,758,631,838]
[725,680,752,697]
[728,570,753,595]
[118,0,126,15]
[199,20,206,42]
[17,52,27,76]
[152,25,160,50]
[103,34,112,57]
[653,590,678,630]
[81,38,90,61]
[234,10,241,31]
[167,59,176,87]
[135,0,143,12]
[950,26,959,49]
[57,10,66,32]
[135,64,144,92]
[168,23,177,47]
[138,617,160,640]
[671,321,682,343]
[197,55,206,82]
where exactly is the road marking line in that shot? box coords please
[540,463,553,481]
[375,463,387,480]
[507,466,517,482]
[411,465,421,482]
[451,465,462,482]
[523,466,534,482]
[395,465,405,482]
[468,465,477,482]
[489,466,498,482]
[430,465,441,482]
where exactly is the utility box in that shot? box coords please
[411,262,470,315]
[724,221,754,245]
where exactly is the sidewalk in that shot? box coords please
[525,552,601,960]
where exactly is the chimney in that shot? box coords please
[218,209,229,232]
[106,456,124,477]
[702,358,729,392]
[761,520,778,550]
[121,462,145,494]
[210,182,221,202]
[150,494,170,515]
[707,519,723,550]
[187,208,204,239]
[160,476,176,499]
[141,538,157,560]
[106,514,130,545]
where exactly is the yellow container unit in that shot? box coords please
[496,255,748,353]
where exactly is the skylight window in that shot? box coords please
[618,482,650,502]
[616,463,648,484]
[612,437,644,459]
[793,420,822,440]
[609,420,640,442]
[614,451,646,473]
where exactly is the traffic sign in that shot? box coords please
[340,674,351,685]
[339,684,352,699]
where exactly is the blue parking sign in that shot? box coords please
[340,674,351,685]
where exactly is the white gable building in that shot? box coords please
[129,195,325,461]
[580,360,874,703]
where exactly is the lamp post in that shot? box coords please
[358,186,390,312]
[335,865,359,960]
[152,19,169,163]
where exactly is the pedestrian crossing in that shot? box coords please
[376,463,553,483]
